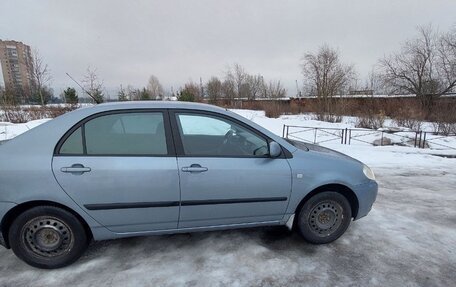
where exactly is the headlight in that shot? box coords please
[363,165,376,180]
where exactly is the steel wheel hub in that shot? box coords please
[22,217,74,257]
[309,200,343,237]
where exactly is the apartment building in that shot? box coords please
[0,40,34,101]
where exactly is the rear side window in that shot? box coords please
[57,112,168,156]
[59,127,83,155]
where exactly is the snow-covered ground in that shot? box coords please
[235,109,456,151]
[0,119,51,141]
[0,110,455,286]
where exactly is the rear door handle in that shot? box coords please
[181,164,208,173]
[61,164,91,174]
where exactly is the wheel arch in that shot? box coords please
[1,200,93,249]
[294,183,359,224]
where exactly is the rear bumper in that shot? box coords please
[353,180,378,220]
[0,202,17,249]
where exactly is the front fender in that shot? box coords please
[285,149,371,216]
[285,173,360,215]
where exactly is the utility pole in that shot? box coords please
[200,77,204,98]
[295,80,302,98]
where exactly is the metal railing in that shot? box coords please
[282,125,456,150]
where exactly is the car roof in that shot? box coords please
[95,101,227,112]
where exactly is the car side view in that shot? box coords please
[0,102,377,269]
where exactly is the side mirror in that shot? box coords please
[269,141,282,158]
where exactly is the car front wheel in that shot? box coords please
[8,206,88,269]
[297,191,352,244]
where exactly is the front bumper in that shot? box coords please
[353,180,378,220]
[0,230,6,248]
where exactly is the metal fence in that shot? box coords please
[282,125,456,150]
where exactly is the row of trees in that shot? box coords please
[116,75,164,101]
[112,64,286,103]
[301,25,456,119]
[204,64,286,103]
[2,23,454,117]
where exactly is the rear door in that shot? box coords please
[172,111,292,228]
[52,110,180,233]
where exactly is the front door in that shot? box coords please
[172,111,292,228]
[52,110,180,233]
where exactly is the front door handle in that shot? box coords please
[61,164,91,174]
[181,164,208,173]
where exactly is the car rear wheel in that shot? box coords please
[297,192,352,244]
[8,206,88,269]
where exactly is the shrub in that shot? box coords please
[313,113,342,123]
[289,100,303,114]
[264,103,283,118]
[429,101,456,135]
[393,118,422,131]
[432,122,456,135]
[355,113,385,129]
[0,106,77,123]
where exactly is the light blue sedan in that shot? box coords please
[0,102,377,268]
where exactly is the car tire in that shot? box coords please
[297,191,352,244]
[8,206,88,269]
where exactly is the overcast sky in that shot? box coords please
[1,0,455,97]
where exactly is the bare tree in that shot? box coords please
[82,67,104,104]
[0,85,10,122]
[147,75,164,100]
[443,25,456,50]
[31,49,52,106]
[266,80,287,99]
[0,85,22,122]
[301,45,355,119]
[206,76,223,103]
[365,68,383,95]
[0,85,18,106]
[221,79,236,102]
[246,74,265,99]
[439,26,456,91]
[379,25,456,115]
[226,63,249,99]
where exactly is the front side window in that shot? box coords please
[176,113,269,157]
[58,112,168,156]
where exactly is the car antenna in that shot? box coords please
[66,72,102,104]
